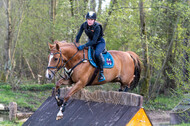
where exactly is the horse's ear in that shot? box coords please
[48,43,54,49]
[56,43,60,51]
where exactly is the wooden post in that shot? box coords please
[9,102,17,121]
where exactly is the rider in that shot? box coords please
[75,11,106,82]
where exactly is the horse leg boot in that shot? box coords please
[55,78,72,106]
[54,81,63,106]
[55,88,63,106]
[97,53,105,82]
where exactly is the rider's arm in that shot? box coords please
[85,25,100,47]
[75,23,84,43]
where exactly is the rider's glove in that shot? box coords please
[77,44,86,50]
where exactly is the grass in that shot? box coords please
[0,121,23,126]
[174,123,190,126]
[0,84,53,111]
[144,94,183,110]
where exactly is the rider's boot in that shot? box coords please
[97,53,105,82]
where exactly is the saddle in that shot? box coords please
[88,47,114,68]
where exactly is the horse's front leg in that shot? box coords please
[54,78,72,106]
[56,80,86,120]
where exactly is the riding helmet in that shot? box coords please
[86,11,96,20]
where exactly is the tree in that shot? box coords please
[4,0,12,81]
[162,0,178,95]
[139,0,150,98]
[90,0,96,11]
[102,0,117,31]
[151,8,180,99]
[50,0,57,42]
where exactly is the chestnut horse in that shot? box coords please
[46,41,141,119]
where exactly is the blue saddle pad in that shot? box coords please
[88,47,114,68]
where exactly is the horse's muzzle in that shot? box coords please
[45,69,54,80]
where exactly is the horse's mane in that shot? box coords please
[53,40,80,48]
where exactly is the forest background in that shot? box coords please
[0,0,189,100]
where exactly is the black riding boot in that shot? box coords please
[96,53,105,82]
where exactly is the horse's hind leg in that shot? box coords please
[119,84,129,92]
[118,83,125,92]
[124,86,129,92]
[120,74,135,92]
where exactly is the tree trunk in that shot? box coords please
[98,0,102,14]
[102,0,117,31]
[69,0,74,17]
[162,0,177,95]
[182,0,189,83]
[83,0,88,18]
[24,56,35,79]
[90,0,96,12]
[182,33,189,83]
[139,0,150,98]
[69,0,75,41]
[50,0,56,43]
[4,0,12,81]
[150,13,180,100]
[10,7,24,78]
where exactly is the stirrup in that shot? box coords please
[98,72,105,82]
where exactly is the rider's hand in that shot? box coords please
[77,45,85,50]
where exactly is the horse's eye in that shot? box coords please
[54,58,58,61]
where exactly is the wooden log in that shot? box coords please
[60,87,143,107]
[16,112,33,120]
[9,102,17,121]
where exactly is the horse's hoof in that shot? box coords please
[118,89,123,92]
[56,107,63,120]
[124,87,129,92]
[56,115,63,120]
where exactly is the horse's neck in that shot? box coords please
[61,46,83,68]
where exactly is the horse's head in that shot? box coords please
[45,43,67,80]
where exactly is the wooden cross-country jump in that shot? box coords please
[23,87,152,126]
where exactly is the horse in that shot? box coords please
[45,41,141,120]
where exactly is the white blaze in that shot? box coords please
[46,54,54,78]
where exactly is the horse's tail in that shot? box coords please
[127,51,142,90]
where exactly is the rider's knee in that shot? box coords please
[95,52,100,59]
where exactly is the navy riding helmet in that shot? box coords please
[86,11,96,20]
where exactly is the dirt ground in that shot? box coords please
[146,110,170,126]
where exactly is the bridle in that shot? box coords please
[47,50,65,77]
[47,42,87,80]
[47,51,64,71]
